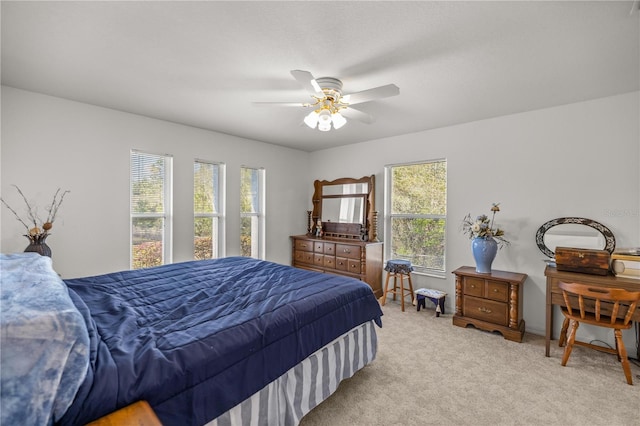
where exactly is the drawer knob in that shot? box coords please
[343,248,351,253]
[493,289,499,293]
[478,307,492,314]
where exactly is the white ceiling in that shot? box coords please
[2,1,639,152]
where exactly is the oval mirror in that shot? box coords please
[535,217,616,258]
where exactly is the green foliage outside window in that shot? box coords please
[389,161,447,271]
[240,168,260,258]
[194,162,219,259]
[131,154,166,269]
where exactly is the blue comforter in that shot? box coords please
[60,256,383,425]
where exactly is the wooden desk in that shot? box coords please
[544,266,640,357]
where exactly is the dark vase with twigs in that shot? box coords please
[24,233,52,257]
[1,185,69,258]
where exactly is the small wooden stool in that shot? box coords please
[381,260,414,312]
[415,288,447,317]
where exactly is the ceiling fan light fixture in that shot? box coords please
[318,121,332,132]
[331,112,346,129]
[304,111,319,128]
[318,109,332,124]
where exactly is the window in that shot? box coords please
[194,160,225,260]
[130,150,172,269]
[384,160,447,275]
[240,166,265,259]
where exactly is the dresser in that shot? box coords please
[452,266,527,342]
[291,235,383,298]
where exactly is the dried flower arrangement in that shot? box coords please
[461,203,510,249]
[1,185,70,240]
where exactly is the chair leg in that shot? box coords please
[561,320,579,367]
[559,317,570,347]
[614,329,633,385]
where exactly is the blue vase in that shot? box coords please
[471,237,497,274]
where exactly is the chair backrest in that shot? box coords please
[558,281,640,326]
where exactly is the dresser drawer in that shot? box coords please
[335,257,348,271]
[313,253,324,266]
[295,240,313,252]
[464,277,484,297]
[295,250,313,264]
[314,241,324,252]
[336,244,361,260]
[323,255,336,268]
[486,280,508,302]
[323,243,335,255]
[463,296,508,326]
[347,259,361,274]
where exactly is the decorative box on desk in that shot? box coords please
[555,246,610,276]
[452,266,528,342]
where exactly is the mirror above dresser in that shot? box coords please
[291,175,383,297]
[311,175,377,242]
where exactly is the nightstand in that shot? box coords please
[452,266,527,342]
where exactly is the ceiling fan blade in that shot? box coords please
[290,70,323,96]
[342,84,399,105]
[342,106,375,124]
[253,101,306,107]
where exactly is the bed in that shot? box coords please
[0,253,383,425]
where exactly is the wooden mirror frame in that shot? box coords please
[311,175,377,241]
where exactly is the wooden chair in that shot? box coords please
[557,281,640,385]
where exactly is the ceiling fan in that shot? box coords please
[256,70,400,131]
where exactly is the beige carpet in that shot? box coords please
[300,300,640,426]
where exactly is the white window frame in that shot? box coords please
[384,159,447,277]
[130,149,173,268]
[240,166,265,260]
[194,160,226,259]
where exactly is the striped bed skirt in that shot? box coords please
[208,320,378,426]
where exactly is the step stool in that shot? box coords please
[415,288,447,317]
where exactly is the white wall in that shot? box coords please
[2,86,639,355]
[309,91,640,351]
[1,86,310,277]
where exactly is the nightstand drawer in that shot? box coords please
[464,277,484,297]
[463,296,508,326]
[486,280,508,302]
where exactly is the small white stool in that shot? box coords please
[415,288,447,317]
